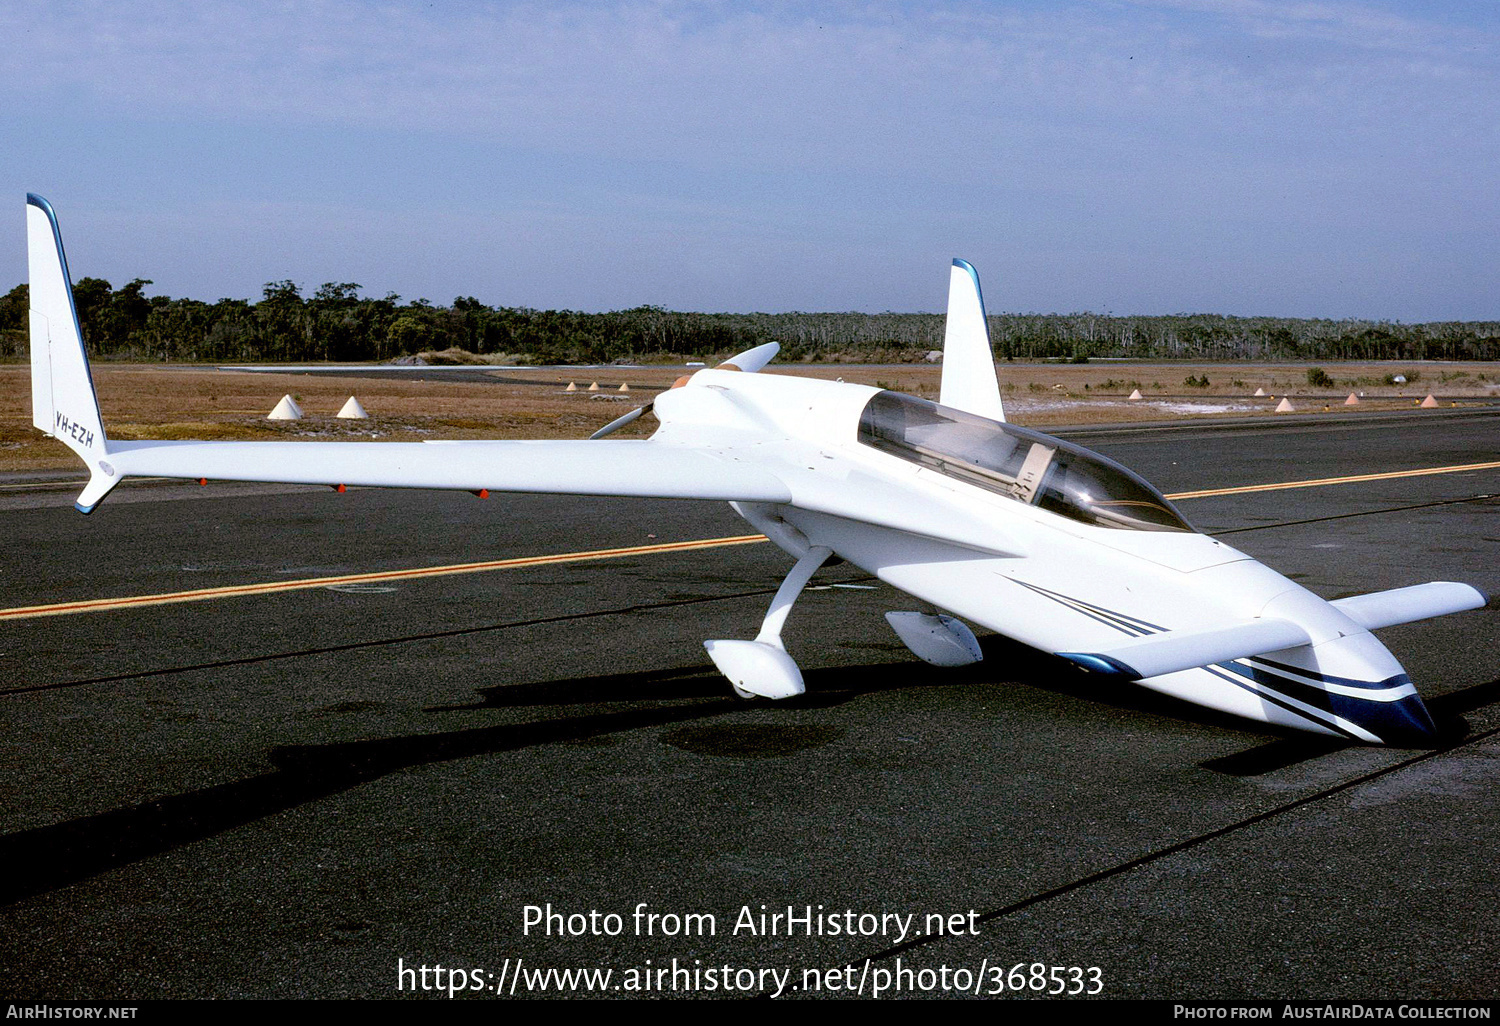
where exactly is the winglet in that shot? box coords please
[940,259,1005,422]
[27,194,118,513]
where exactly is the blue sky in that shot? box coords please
[2,1,1496,319]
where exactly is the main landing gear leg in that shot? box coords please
[704,546,833,699]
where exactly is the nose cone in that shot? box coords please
[1315,632,1440,746]
[1331,682,1439,747]
[1243,630,1441,747]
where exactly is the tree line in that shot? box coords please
[1,279,1495,364]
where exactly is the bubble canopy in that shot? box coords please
[857,391,1192,533]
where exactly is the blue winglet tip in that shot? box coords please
[950,258,986,313]
[1059,652,1141,680]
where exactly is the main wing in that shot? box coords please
[26,194,790,512]
[100,438,791,508]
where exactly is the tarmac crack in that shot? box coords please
[833,722,1500,980]
[1207,493,1498,536]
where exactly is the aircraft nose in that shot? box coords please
[1346,689,1439,747]
[1239,628,1442,747]
[1309,632,1440,746]
[1314,632,1441,747]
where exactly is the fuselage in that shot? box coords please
[652,368,1436,744]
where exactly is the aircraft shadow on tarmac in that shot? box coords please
[0,697,747,910]
[0,656,949,910]
[2,638,1489,911]
[0,649,1067,909]
[454,631,1483,773]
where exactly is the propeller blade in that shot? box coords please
[589,402,650,439]
[589,343,776,439]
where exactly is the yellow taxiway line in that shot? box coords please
[2,460,1496,622]
[0,534,768,621]
[1164,460,1500,500]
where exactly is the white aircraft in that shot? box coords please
[25,194,1488,745]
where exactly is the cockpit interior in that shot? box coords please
[857,391,1192,533]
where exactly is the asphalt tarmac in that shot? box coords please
[0,408,1496,1001]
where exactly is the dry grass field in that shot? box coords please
[3,360,1496,473]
